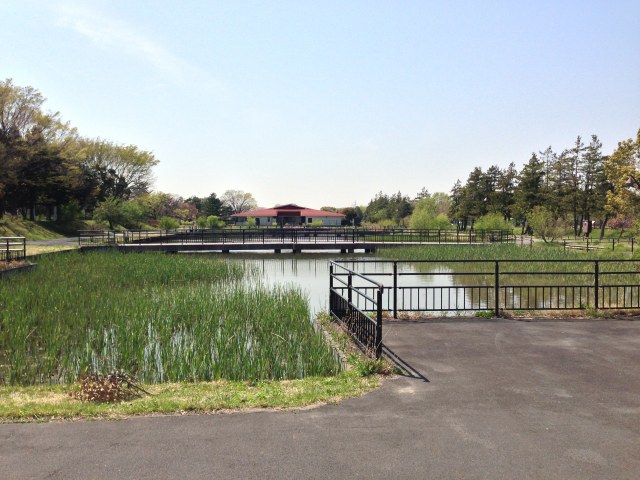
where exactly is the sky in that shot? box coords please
[1,0,639,209]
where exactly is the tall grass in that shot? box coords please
[0,252,340,385]
[377,244,603,262]
[374,244,640,295]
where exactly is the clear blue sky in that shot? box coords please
[2,0,639,209]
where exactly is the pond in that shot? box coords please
[216,253,640,313]
[216,252,460,314]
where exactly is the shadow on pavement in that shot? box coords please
[382,343,429,382]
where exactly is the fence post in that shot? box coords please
[494,261,500,317]
[594,260,599,310]
[348,272,353,307]
[329,263,334,291]
[393,261,398,319]
[376,287,383,359]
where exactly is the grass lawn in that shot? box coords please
[0,372,379,423]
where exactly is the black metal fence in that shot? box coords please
[331,259,640,316]
[0,237,26,262]
[563,237,635,253]
[115,227,515,245]
[329,262,383,358]
[78,230,118,246]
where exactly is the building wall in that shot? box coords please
[234,216,343,226]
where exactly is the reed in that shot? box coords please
[0,251,340,385]
[377,244,597,262]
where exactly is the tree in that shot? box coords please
[206,215,225,228]
[430,192,452,216]
[80,139,158,199]
[513,154,545,233]
[202,192,226,217]
[410,197,451,229]
[338,207,363,226]
[221,190,257,214]
[159,216,179,230]
[496,162,517,220]
[363,191,412,225]
[185,196,203,212]
[0,78,81,219]
[527,206,564,243]
[581,135,611,238]
[473,213,511,230]
[604,129,640,222]
[92,197,127,230]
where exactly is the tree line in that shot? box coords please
[0,79,261,230]
[450,131,640,239]
[3,79,638,236]
[0,78,158,221]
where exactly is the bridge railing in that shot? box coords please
[112,228,515,245]
[330,259,640,318]
[329,261,383,359]
[78,230,119,246]
[0,237,26,262]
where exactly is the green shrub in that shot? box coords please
[473,213,511,230]
[206,215,225,228]
[159,216,179,230]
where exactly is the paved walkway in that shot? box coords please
[26,237,78,247]
[2,319,639,479]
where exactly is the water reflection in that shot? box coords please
[202,254,640,313]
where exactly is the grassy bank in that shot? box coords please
[0,216,63,240]
[0,372,379,423]
[0,251,340,385]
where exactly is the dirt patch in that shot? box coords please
[0,260,28,271]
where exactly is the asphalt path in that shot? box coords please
[26,237,78,247]
[2,319,639,479]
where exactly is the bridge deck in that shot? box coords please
[116,241,470,253]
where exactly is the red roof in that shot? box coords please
[231,204,344,218]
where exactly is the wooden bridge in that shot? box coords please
[80,228,517,254]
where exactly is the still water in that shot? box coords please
[213,253,619,313]
[214,252,458,314]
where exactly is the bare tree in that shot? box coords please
[221,190,258,214]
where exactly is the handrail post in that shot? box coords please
[347,272,353,306]
[329,263,334,291]
[393,261,398,319]
[594,260,599,309]
[376,287,383,359]
[494,261,500,317]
